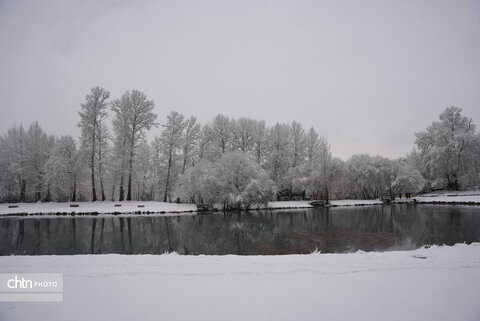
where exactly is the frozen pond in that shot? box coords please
[0,204,479,255]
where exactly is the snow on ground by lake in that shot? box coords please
[0,243,479,321]
[1,191,480,216]
[0,199,383,216]
[414,190,480,204]
[0,201,197,216]
[267,199,383,208]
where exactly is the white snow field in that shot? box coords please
[1,191,480,216]
[267,199,383,208]
[0,199,384,216]
[0,243,479,321]
[413,191,480,204]
[0,201,198,216]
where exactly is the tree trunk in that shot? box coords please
[127,172,133,201]
[100,178,106,201]
[118,136,127,201]
[19,176,26,202]
[119,174,125,201]
[110,175,117,201]
[182,146,188,175]
[35,181,41,202]
[91,151,97,201]
[163,146,173,202]
[91,129,97,201]
[126,149,134,201]
[91,166,96,201]
[98,154,105,201]
[45,184,51,202]
[71,176,76,202]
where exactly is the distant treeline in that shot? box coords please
[0,87,479,207]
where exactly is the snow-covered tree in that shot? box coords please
[241,175,277,209]
[44,136,79,201]
[231,117,256,153]
[305,127,320,163]
[345,154,386,199]
[393,160,426,196]
[252,120,268,165]
[176,152,276,209]
[464,134,480,188]
[215,152,275,209]
[295,136,337,202]
[111,90,157,200]
[134,140,156,201]
[290,121,306,168]
[97,122,110,201]
[111,94,130,201]
[159,111,187,202]
[150,136,165,200]
[0,125,28,202]
[181,116,201,174]
[0,123,54,202]
[197,125,211,160]
[78,86,110,201]
[210,114,232,157]
[415,106,477,190]
[25,121,54,201]
[175,160,219,204]
[266,123,291,185]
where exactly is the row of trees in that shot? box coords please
[1,87,479,206]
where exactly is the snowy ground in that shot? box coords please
[0,243,479,321]
[0,201,198,216]
[1,191,480,216]
[413,190,480,205]
[267,199,383,208]
[0,199,384,216]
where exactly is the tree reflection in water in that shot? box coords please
[1,204,479,255]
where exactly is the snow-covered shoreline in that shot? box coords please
[0,201,198,217]
[2,193,480,217]
[0,199,385,217]
[412,191,480,205]
[0,243,479,321]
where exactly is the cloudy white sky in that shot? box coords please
[0,0,479,160]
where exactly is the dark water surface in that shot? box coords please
[0,204,479,255]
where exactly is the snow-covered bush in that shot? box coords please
[241,176,277,209]
[176,152,276,209]
[175,161,220,204]
[215,152,275,209]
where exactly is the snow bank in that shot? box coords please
[419,190,480,197]
[0,201,197,216]
[330,199,383,206]
[0,243,479,321]
[266,200,312,208]
[0,199,383,216]
[414,190,480,204]
[2,192,480,217]
[267,199,383,208]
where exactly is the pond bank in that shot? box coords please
[412,192,480,205]
[1,192,480,217]
[0,199,384,217]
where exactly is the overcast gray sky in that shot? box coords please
[0,0,479,160]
